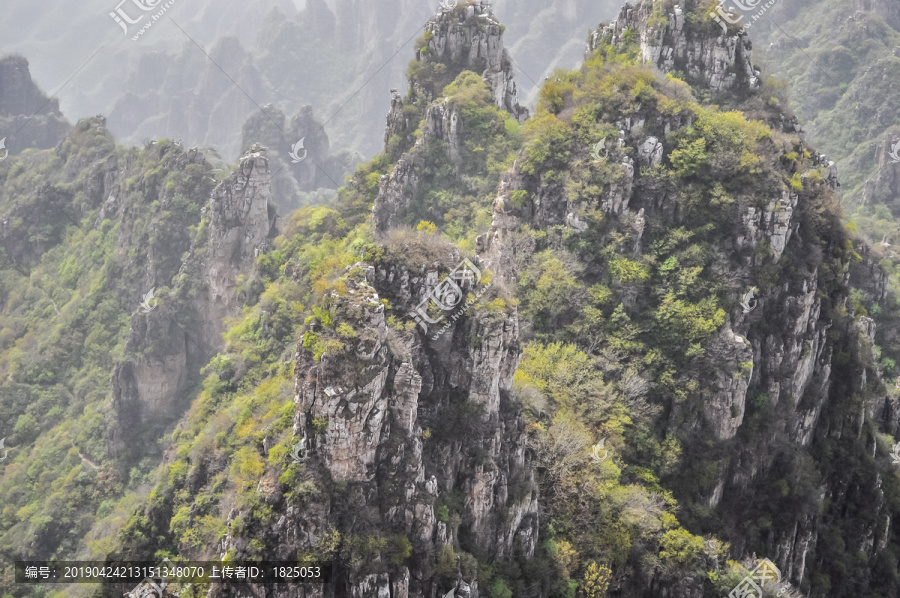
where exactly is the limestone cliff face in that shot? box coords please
[472,3,894,588]
[201,146,276,334]
[591,1,760,95]
[109,3,895,594]
[216,248,537,598]
[374,100,465,234]
[110,146,276,459]
[214,40,539,588]
[415,1,529,123]
[851,242,889,306]
[861,134,900,206]
[854,0,900,30]
[480,108,846,597]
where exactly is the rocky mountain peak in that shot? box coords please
[420,1,528,122]
[376,2,531,236]
[0,55,62,118]
[0,54,70,159]
[591,1,761,95]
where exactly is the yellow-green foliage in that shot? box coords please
[517,338,702,577]
[59,10,849,591]
[0,135,225,566]
[519,250,584,332]
[384,71,521,241]
[654,292,726,357]
[521,114,572,175]
[539,69,582,114]
[582,562,612,598]
[659,527,705,565]
[609,256,652,283]
[669,137,707,178]
[668,109,771,180]
[515,342,593,409]
[416,220,438,234]
[302,331,345,361]
[231,445,265,486]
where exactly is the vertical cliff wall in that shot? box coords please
[110,146,276,460]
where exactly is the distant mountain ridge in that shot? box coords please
[0,0,621,164]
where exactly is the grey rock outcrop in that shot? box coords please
[107,36,267,161]
[477,24,875,585]
[109,146,276,459]
[384,89,410,152]
[850,242,889,304]
[861,135,900,205]
[219,246,538,596]
[414,1,528,122]
[372,157,421,236]
[373,1,532,239]
[241,104,358,213]
[202,146,276,331]
[590,1,760,96]
[736,191,799,263]
[854,0,900,30]
[638,136,664,167]
[374,2,531,238]
[703,327,754,441]
[806,150,840,189]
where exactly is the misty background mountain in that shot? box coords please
[0,0,620,164]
